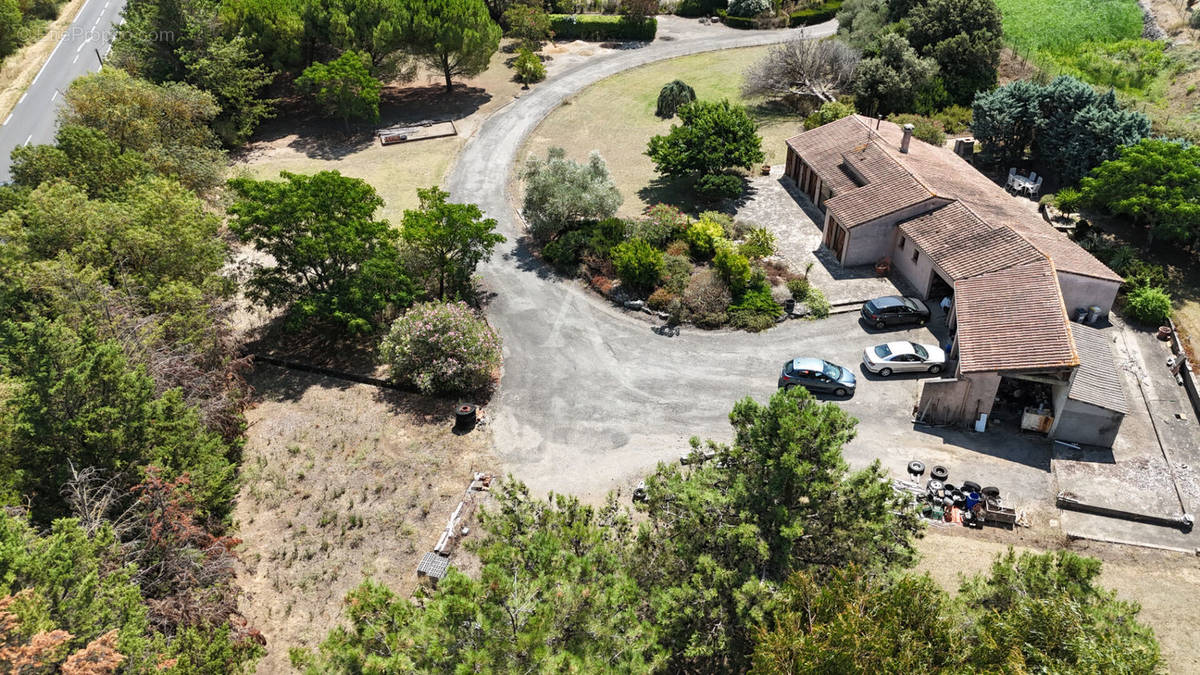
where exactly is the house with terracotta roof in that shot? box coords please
[784,116,1128,446]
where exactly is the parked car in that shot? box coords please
[778,357,857,396]
[861,296,931,329]
[862,341,946,376]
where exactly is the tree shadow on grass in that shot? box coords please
[636,174,758,215]
[242,313,382,401]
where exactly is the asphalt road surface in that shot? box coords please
[0,0,126,182]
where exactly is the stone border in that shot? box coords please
[1167,318,1200,423]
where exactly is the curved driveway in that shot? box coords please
[445,18,929,500]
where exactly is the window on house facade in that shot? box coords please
[899,236,906,250]
[912,249,919,263]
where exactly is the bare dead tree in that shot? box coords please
[741,38,861,108]
[61,463,139,541]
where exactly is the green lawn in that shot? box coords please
[523,46,802,217]
[996,0,1143,56]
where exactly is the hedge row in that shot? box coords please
[549,14,658,40]
[789,0,842,26]
[675,0,727,17]
[723,14,756,28]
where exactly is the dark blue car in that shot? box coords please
[861,296,931,330]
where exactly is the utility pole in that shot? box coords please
[95,48,103,68]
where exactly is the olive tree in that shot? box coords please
[521,147,623,243]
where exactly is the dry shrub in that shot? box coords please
[665,240,689,257]
[591,275,615,296]
[648,288,676,310]
[683,268,732,328]
[762,259,798,285]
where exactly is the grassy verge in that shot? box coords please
[523,45,800,217]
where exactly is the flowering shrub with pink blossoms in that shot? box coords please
[380,301,501,396]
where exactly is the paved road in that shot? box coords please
[0,0,126,182]
[445,17,1054,506]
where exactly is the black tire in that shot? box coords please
[874,319,886,329]
[834,387,848,397]
[928,364,942,374]
[879,367,893,377]
[930,465,949,482]
[942,483,957,493]
[981,486,1000,498]
[908,460,926,476]
[961,480,982,494]
[927,479,943,492]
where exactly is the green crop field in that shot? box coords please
[996,0,1143,55]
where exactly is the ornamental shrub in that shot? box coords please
[1053,187,1083,213]
[787,277,810,300]
[648,287,677,310]
[656,80,697,119]
[804,101,856,130]
[631,204,689,247]
[682,268,732,327]
[739,227,776,259]
[728,0,770,17]
[662,253,693,294]
[932,104,972,134]
[1124,285,1172,325]
[806,286,831,318]
[513,47,547,85]
[887,113,946,146]
[612,238,666,294]
[381,301,501,396]
[714,242,753,297]
[728,284,782,331]
[684,217,726,259]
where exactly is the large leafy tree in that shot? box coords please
[10,125,151,198]
[971,78,1044,167]
[227,170,416,333]
[905,0,1002,105]
[295,50,382,126]
[646,99,764,179]
[852,34,938,116]
[408,0,501,92]
[62,70,226,193]
[960,550,1161,672]
[521,147,623,243]
[1080,139,1200,248]
[0,318,236,523]
[400,186,505,300]
[1036,78,1149,183]
[835,0,889,49]
[633,387,920,670]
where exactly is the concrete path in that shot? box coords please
[445,17,1055,506]
[0,0,125,182]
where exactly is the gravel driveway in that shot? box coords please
[445,17,1055,509]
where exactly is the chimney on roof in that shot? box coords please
[900,123,914,154]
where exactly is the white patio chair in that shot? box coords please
[1007,167,1017,191]
[1026,176,1043,198]
[1029,171,1038,183]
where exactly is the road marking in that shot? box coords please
[17,94,25,105]
[51,91,58,102]
[73,54,79,63]
[77,40,87,52]
[24,135,32,145]
[2,114,11,126]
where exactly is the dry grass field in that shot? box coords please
[523,45,804,217]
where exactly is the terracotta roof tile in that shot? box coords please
[826,178,934,226]
[955,261,1079,374]
[899,202,1043,280]
[1067,324,1130,413]
[785,115,879,195]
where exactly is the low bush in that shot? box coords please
[714,243,753,297]
[805,286,831,318]
[674,0,727,17]
[683,268,732,327]
[932,105,972,134]
[540,229,589,271]
[684,217,726,259]
[887,114,947,146]
[631,204,689,246]
[728,284,782,332]
[787,277,810,300]
[656,80,697,118]
[648,287,677,310]
[804,101,856,130]
[789,0,842,26]
[722,14,757,28]
[728,0,770,17]
[695,173,745,200]
[1123,259,1169,291]
[662,254,693,294]
[549,14,657,40]
[612,238,665,294]
[1192,9,1200,29]
[589,216,630,256]
[1053,187,1083,213]
[1124,285,1172,325]
[665,239,690,257]
[739,227,776,259]
[381,301,501,396]
[513,47,547,85]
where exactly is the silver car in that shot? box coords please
[862,341,946,376]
